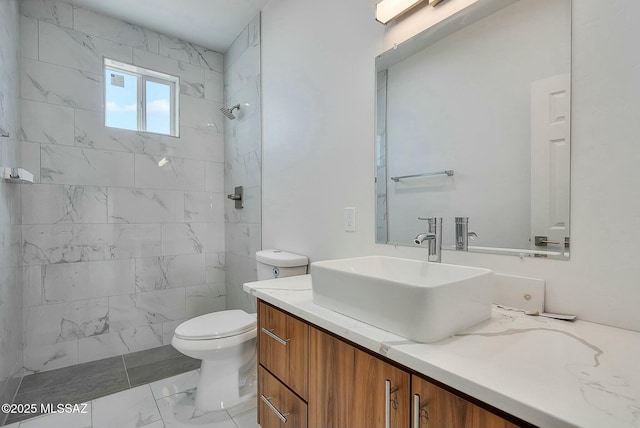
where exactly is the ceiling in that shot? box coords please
[66,0,271,53]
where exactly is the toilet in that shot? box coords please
[171,249,308,412]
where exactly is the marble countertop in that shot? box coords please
[244,275,640,428]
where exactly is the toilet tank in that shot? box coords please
[256,249,308,280]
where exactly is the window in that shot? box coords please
[104,58,179,136]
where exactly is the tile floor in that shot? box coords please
[6,346,200,425]
[3,370,259,428]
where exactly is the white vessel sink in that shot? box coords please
[310,256,494,343]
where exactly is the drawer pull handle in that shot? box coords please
[261,394,290,423]
[261,327,290,346]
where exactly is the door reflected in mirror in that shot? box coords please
[375,0,571,259]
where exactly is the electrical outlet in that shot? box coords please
[344,207,356,232]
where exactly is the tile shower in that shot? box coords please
[18,0,229,374]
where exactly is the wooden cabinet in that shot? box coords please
[258,300,527,428]
[309,326,409,428]
[472,410,520,428]
[411,375,520,428]
[258,366,308,428]
[308,326,354,427]
[351,340,410,428]
[258,301,309,400]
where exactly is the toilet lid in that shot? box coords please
[174,310,256,340]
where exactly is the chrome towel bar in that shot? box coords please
[390,170,454,182]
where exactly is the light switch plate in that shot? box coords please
[344,207,356,232]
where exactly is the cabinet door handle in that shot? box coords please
[260,394,290,423]
[261,327,290,346]
[385,380,399,428]
[385,380,392,428]
[413,393,429,427]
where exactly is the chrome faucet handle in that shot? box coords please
[418,217,442,223]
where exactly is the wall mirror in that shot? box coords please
[375,0,571,259]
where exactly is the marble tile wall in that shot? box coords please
[0,0,24,418]
[19,0,226,373]
[224,15,262,313]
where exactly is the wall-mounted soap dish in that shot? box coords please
[2,167,35,184]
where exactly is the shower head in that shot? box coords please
[220,104,241,120]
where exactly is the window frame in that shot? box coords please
[104,58,180,137]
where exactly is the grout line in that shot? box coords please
[149,383,164,425]
[122,355,132,389]
[229,410,241,428]
[11,369,25,404]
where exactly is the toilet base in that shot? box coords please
[193,350,257,412]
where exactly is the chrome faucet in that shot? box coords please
[455,217,477,251]
[414,217,442,262]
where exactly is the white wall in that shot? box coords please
[262,0,640,332]
[262,0,382,260]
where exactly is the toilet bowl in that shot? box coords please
[171,310,257,412]
[172,249,308,412]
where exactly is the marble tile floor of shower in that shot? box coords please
[3,345,258,427]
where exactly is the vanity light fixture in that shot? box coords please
[376,0,426,24]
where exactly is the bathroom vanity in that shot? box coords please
[257,300,522,428]
[245,275,640,428]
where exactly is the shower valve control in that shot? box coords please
[227,186,243,209]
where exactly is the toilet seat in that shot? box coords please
[174,310,256,340]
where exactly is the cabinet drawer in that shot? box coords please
[259,365,308,428]
[258,301,309,399]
